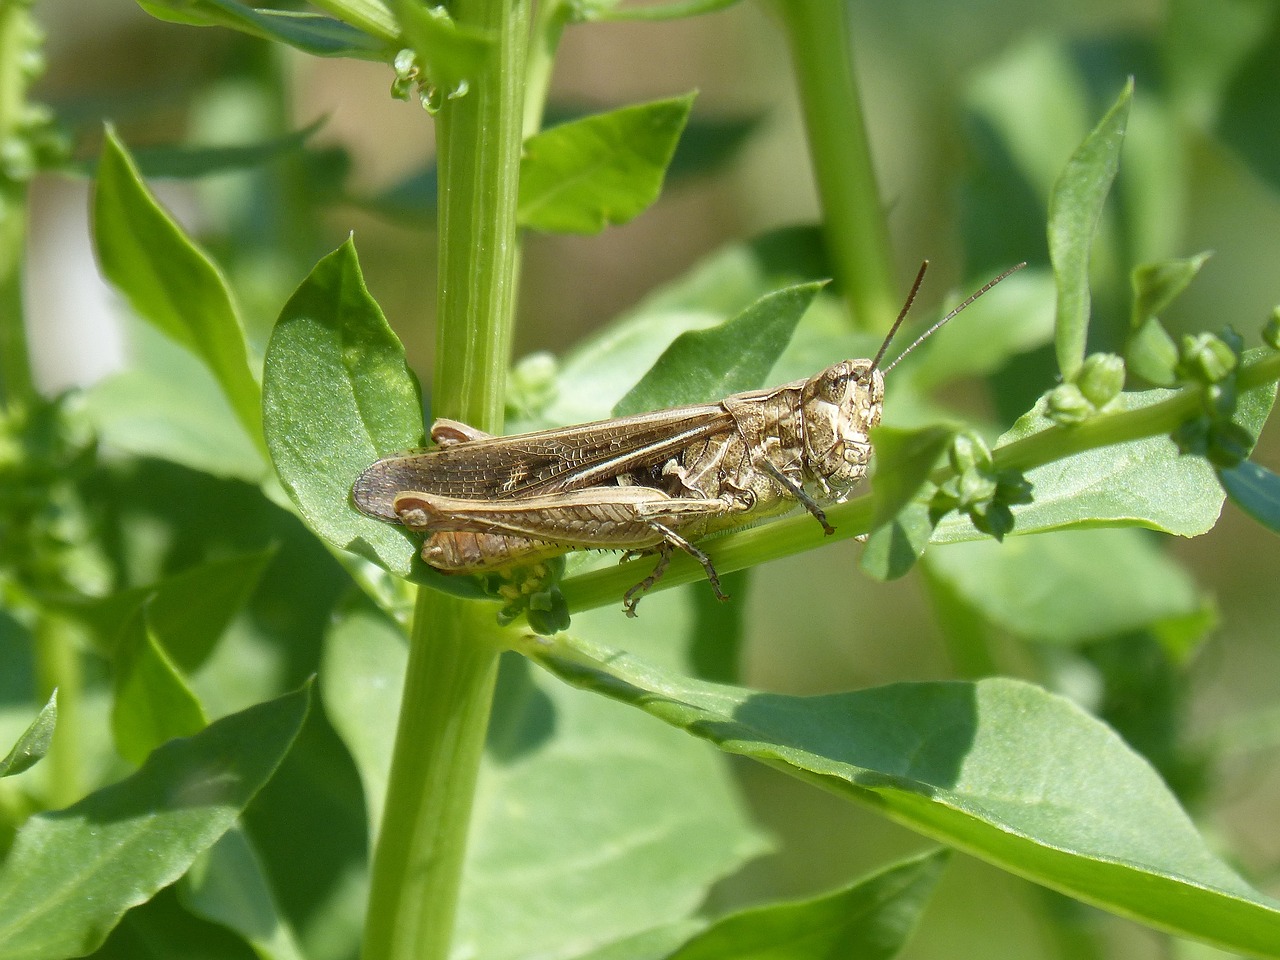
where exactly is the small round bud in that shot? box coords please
[1047,383,1091,425]
[1177,332,1238,385]
[1076,353,1126,408]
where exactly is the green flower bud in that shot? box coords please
[1076,353,1126,408]
[1206,422,1254,469]
[1047,383,1092,425]
[1264,308,1280,352]
[1177,332,1238,385]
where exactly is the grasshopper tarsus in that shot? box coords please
[622,521,727,616]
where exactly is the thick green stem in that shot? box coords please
[0,0,36,410]
[361,592,503,960]
[775,1,898,331]
[362,1,529,959]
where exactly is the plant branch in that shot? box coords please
[773,1,898,332]
[550,351,1280,616]
[0,0,37,410]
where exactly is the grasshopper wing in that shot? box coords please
[352,402,732,522]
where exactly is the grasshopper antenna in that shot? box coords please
[880,261,1027,375]
[870,261,930,372]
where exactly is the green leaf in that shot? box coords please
[664,850,948,960]
[136,0,390,59]
[75,121,324,180]
[93,129,264,452]
[519,94,696,234]
[0,691,57,779]
[178,826,307,960]
[262,238,425,578]
[1048,79,1132,380]
[867,426,956,531]
[68,548,272,667]
[364,111,757,225]
[857,426,956,582]
[936,377,1277,541]
[613,281,823,416]
[1131,252,1213,329]
[85,355,267,484]
[860,500,934,582]
[522,634,1280,957]
[581,0,745,21]
[0,685,310,960]
[534,226,835,428]
[320,596,406,842]
[925,528,1208,644]
[1218,459,1280,533]
[111,604,209,765]
[1127,316,1180,387]
[322,595,769,958]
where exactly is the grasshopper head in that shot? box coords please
[800,359,884,491]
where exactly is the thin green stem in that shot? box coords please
[33,617,83,807]
[774,1,898,332]
[552,352,1280,616]
[523,0,570,137]
[0,0,37,411]
[362,1,530,959]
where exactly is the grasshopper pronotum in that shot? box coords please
[353,263,1022,614]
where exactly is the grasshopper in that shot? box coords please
[353,263,1022,615]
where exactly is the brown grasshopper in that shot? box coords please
[353,263,1022,615]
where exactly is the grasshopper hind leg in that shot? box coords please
[622,520,729,617]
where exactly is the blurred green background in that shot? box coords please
[18,0,1280,956]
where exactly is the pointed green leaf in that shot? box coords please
[178,826,307,960]
[68,549,272,667]
[522,634,1280,957]
[1218,459,1280,533]
[665,850,948,960]
[262,238,424,577]
[0,686,310,960]
[137,0,390,58]
[93,129,264,451]
[76,121,324,180]
[519,94,696,234]
[860,500,935,582]
[1048,80,1132,379]
[111,604,208,765]
[867,425,956,530]
[0,691,57,779]
[1131,252,1213,329]
[613,281,822,416]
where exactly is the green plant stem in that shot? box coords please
[33,616,83,807]
[773,0,898,332]
[0,0,36,411]
[361,591,503,960]
[523,0,570,136]
[552,351,1280,616]
[362,1,529,959]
